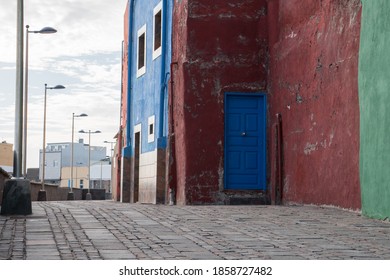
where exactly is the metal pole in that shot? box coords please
[41,84,47,191]
[109,142,113,192]
[14,0,24,178]
[22,25,29,177]
[88,130,91,193]
[75,164,78,188]
[71,113,75,192]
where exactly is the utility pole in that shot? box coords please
[1,0,32,216]
[14,0,24,178]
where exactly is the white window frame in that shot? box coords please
[148,115,155,143]
[137,25,147,78]
[152,1,163,60]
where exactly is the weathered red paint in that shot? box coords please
[172,0,269,205]
[121,4,129,136]
[267,0,362,209]
[167,0,362,208]
[113,4,130,202]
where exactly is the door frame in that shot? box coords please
[133,123,142,203]
[224,92,267,191]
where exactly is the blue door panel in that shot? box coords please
[228,114,241,131]
[228,136,258,147]
[246,114,258,131]
[225,93,266,190]
[231,98,259,109]
[228,174,259,185]
[245,152,258,169]
[228,152,240,169]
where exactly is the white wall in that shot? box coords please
[139,150,157,203]
[90,163,112,180]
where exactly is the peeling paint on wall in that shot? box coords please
[172,0,269,205]
[268,0,362,209]
[303,142,318,155]
[167,0,363,208]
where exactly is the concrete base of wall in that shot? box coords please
[67,192,75,200]
[220,191,270,205]
[129,148,167,204]
[0,179,32,215]
[37,190,47,201]
[81,189,106,200]
[28,182,106,201]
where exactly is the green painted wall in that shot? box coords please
[359,0,390,219]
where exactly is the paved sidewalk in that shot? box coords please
[1,201,390,260]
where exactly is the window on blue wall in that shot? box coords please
[153,1,162,60]
[148,115,155,143]
[137,25,146,77]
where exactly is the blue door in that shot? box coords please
[225,93,266,190]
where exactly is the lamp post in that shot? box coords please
[1,0,33,216]
[79,129,101,200]
[23,25,57,177]
[13,0,24,179]
[69,113,88,200]
[104,140,115,194]
[39,84,65,201]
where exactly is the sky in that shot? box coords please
[0,0,128,169]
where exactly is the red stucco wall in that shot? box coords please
[172,0,269,205]
[268,0,362,209]
[121,3,129,132]
[114,3,130,202]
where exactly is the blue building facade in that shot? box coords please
[122,0,173,203]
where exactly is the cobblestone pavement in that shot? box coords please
[1,201,390,260]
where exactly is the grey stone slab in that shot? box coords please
[26,239,56,246]
[98,249,136,258]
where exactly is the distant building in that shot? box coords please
[60,166,88,189]
[60,160,111,191]
[0,141,13,174]
[39,139,107,186]
[90,161,112,191]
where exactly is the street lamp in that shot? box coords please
[23,25,57,177]
[39,84,65,201]
[104,140,115,194]
[1,0,33,216]
[69,113,88,200]
[79,129,101,200]
[13,0,24,179]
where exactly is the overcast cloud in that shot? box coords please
[0,0,127,168]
